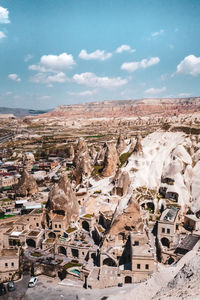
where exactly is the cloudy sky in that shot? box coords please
[0,0,200,109]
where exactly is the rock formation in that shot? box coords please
[73,138,92,184]
[112,170,131,196]
[46,172,79,225]
[16,169,38,196]
[102,143,119,177]
[116,134,126,155]
[89,145,97,162]
[68,144,74,160]
[94,143,107,165]
[133,134,143,154]
[129,137,136,152]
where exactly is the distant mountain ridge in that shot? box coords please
[0,107,50,117]
[42,97,200,119]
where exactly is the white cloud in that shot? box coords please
[79,49,112,61]
[178,93,191,98]
[37,95,51,100]
[73,72,128,88]
[30,72,68,84]
[24,54,33,62]
[121,57,160,72]
[0,31,6,40]
[151,29,164,37]
[47,72,68,83]
[68,90,96,97]
[176,55,200,76]
[144,87,166,95]
[0,6,10,24]
[29,52,75,73]
[116,45,136,54]
[8,74,21,82]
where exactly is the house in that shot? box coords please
[184,214,200,231]
[158,206,180,248]
[0,248,19,282]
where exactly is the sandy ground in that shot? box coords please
[21,275,138,300]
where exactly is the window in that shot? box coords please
[5,263,8,267]
[167,228,170,234]
[11,262,14,267]
[55,224,57,228]
[145,264,149,270]
[137,264,140,269]
[135,241,139,246]
[36,223,39,227]
[162,228,165,233]
[59,224,61,228]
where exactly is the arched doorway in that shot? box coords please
[168,257,175,265]
[48,232,56,239]
[82,221,90,232]
[147,202,155,213]
[26,239,36,248]
[161,237,170,248]
[125,276,132,284]
[103,257,117,267]
[71,248,79,258]
[58,246,66,255]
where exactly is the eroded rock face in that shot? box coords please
[116,134,126,155]
[46,173,79,224]
[16,169,38,196]
[68,144,74,160]
[133,134,143,154]
[110,196,143,234]
[102,196,144,250]
[112,170,131,196]
[129,137,136,153]
[94,143,107,165]
[102,143,119,177]
[89,145,97,162]
[73,138,92,184]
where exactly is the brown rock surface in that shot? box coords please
[73,138,92,184]
[40,98,200,119]
[109,196,144,235]
[133,134,143,153]
[46,172,79,224]
[16,169,38,196]
[112,170,131,196]
[102,143,119,177]
[116,134,126,155]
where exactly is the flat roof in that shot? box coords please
[1,249,18,257]
[52,214,66,221]
[160,206,179,223]
[11,231,22,237]
[132,244,154,257]
[175,234,200,252]
[185,214,200,222]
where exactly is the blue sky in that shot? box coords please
[0,0,200,109]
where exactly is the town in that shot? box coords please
[0,110,200,300]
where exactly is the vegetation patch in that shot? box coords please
[92,165,103,178]
[63,262,82,269]
[119,152,132,167]
[31,251,42,257]
[83,214,93,218]
[66,227,77,234]
[94,190,102,194]
[0,214,15,219]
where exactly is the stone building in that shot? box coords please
[0,248,19,282]
[158,206,180,249]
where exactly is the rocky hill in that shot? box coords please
[42,97,200,119]
[0,107,49,117]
